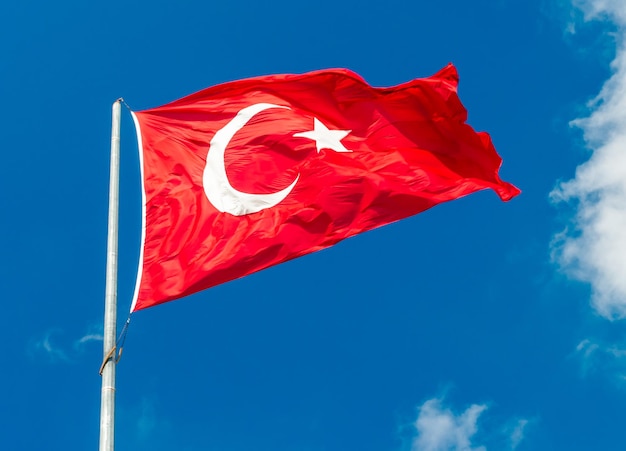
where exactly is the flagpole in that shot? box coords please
[99,99,121,451]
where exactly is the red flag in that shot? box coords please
[130,65,519,312]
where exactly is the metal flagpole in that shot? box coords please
[99,99,121,451]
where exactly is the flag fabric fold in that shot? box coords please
[130,64,519,312]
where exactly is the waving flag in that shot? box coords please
[130,64,519,311]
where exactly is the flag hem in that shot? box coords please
[129,111,147,313]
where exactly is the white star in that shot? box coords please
[294,118,352,154]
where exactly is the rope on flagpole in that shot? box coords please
[120,98,133,113]
[114,316,131,363]
[99,316,132,375]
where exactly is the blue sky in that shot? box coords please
[3,0,626,450]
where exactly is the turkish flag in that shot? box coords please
[130,65,519,311]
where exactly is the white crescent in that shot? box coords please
[203,103,300,216]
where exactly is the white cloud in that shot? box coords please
[411,398,487,451]
[576,338,599,354]
[31,330,70,363]
[408,397,532,451]
[508,419,529,450]
[29,327,103,363]
[551,0,626,319]
[574,337,626,383]
[573,0,626,23]
[75,332,104,348]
